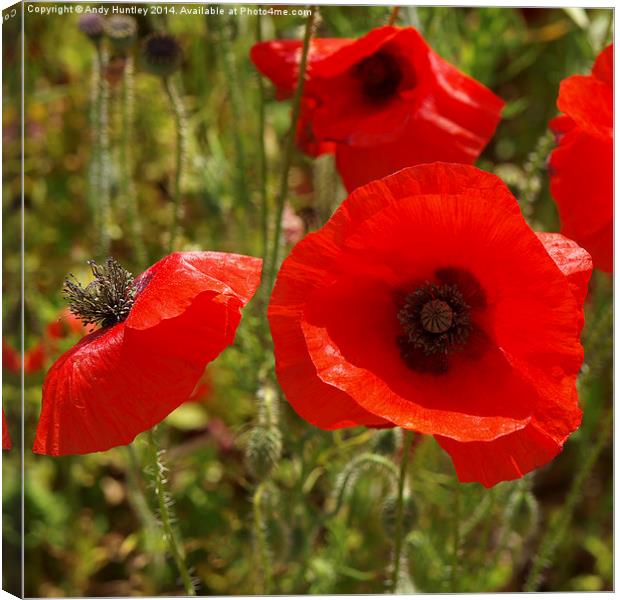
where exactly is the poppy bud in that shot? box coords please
[245,423,282,480]
[104,15,137,53]
[78,13,105,43]
[381,493,417,536]
[141,32,182,78]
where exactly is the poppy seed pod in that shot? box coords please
[104,15,138,53]
[78,13,105,43]
[141,32,182,77]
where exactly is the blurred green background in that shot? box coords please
[2,3,613,595]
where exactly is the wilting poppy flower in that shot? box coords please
[549,44,613,273]
[269,163,591,487]
[2,411,10,450]
[252,26,504,192]
[34,251,262,456]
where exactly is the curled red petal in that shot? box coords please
[251,38,351,98]
[34,252,262,455]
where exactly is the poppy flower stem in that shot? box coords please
[120,57,147,266]
[95,44,112,258]
[252,480,272,593]
[524,406,612,591]
[449,481,461,591]
[145,428,196,595]
[163,76,188,252]
[256,13,269,264]
[390,429,414,593]
[266,7,316,291]
[387,6,400,26]
[88,49,101,239]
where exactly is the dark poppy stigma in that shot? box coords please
[63,258,136,328]
[397,282,472,372]
[354,51,403,102]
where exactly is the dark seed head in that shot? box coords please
[141,33,182,77]
[63,258,136,329]
[78,13,105,42]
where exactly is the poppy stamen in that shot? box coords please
[354,51,403,103]
[63,258,136,328]
[397,282,472,372]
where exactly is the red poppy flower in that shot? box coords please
[268,163,591,487]
[46,307,90,340]
[549,44,613,273]
[2,410,10,450]
[252,26,504,191]
[34,251,262,456]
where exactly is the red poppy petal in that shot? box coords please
[34,291,243,455]
[557,75,612,140]
[2,339,21,373]
[127,251,262,331]
[2,410,10,450]
[24,342,46,374]
[251,38,351,98]
[34,252,262,455]
[537,233,593,306]
[436,423,564,488]
[549,128,613,272]
[592,44,613,86]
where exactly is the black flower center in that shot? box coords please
[354,51,403,103]
[63,258,136,328]
[397,282,472,374]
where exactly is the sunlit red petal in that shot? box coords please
[34,252,262,455]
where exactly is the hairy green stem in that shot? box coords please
[523,407,612,591]
[266,7,316,291]
[88,48,101,235]
[450,480,461,591]
[96,45,112,258]
[390,430,414,593]
[120,57,146,266]
[252,481,272,594]
[163,76,188,252]
[256,13,269,265]
[145,429,196,595]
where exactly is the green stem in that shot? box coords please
[252,481,272,594]
[266,7,316,292]
[256,12,269,266]
[145,429,196,595]
[163,76,188,252]
[523,407,612,591]
[450,481,461,592]
[88,48,101,235]
[121,57,146,266]
[390,430,414,593]
[96,44,112,258]
[387,6,400,25]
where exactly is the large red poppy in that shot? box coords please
[252,26,504,191]
[549,44,613,273]
[268,163,591,487]
[34,251,262,456]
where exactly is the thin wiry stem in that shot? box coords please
[88,48,101,236]
[145,429,196,595]
[120,56,146,265]
[388,6,401,26]
[252,481,272,594]
[450,480,461,591]
[523,407,612,591]
[163,76,188,252]
[96,45,112,258]
[266,7,316,292]
[256,12,269,265]
[390,430,414,593]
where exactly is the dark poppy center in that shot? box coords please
[397,282,472,374]
[354,51,403,103]
[63,258,136,328]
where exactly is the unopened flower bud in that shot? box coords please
[78,13,105,43]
